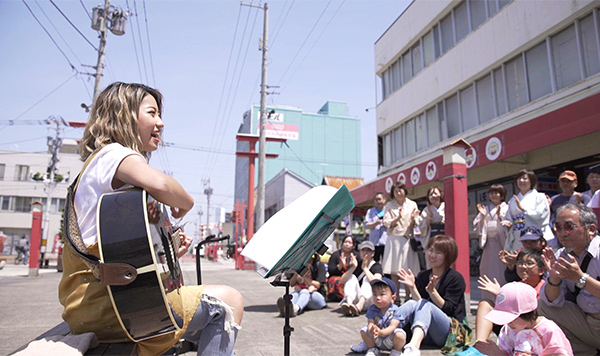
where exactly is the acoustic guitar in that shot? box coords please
[97,188,184,342]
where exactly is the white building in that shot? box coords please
[353,0,600,220]
[0,139,83,255]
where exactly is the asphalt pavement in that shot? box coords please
[0,256,483,356]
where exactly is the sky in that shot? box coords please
[0,0,412,227]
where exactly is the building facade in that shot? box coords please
[353,0,600,227]
[0,140,83,255]
[234,101,362,222]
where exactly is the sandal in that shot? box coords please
[340,302,352,316]
[349,303,360,316]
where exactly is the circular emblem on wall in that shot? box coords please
[425,161,437,181]
[397,173,406,185]
[410,167,420,185]
[486,137,502,161]
[465,147,477,169]
[385,177,393,193]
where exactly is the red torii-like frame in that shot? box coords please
[235,134,287,241]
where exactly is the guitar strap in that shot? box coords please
[63,151,138,286]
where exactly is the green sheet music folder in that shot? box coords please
[241,185,355,278]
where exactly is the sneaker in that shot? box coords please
[350,341,369,353]
[276,297,285,316]
[341,302,352,316]
[401,344,420,356]
[365,348,381,356]
[290,303,300,317]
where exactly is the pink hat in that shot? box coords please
[484,282,537,325]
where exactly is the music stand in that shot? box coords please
[241,185,355,356]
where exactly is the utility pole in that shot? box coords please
[203,179,213,229]
[40,116,67,266]
[242,2,269,229]
[93,0,109,103]
[88,1,129,104]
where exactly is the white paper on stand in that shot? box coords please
[241,185,338,277]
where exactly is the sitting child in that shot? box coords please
[351,277,405,356]
[476,282,573,356]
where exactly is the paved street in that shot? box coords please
[0,257,483,356]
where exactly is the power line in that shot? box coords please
[35,0,85,65]
[204,4,258,179]
[0,73,77,132]
[276,0,332,86]
[142,0,156,86]
[22,0,77,71]
[132,0,149,84]
[279,0,346,94]
[48,0,98,51]
[125,0,144,82]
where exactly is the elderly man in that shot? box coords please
[365,192,388,263]
[539,204,600,354]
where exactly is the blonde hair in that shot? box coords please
[79,82,163,160]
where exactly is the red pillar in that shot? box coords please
[247,144,256,240]
[441,139,471,294]
[29,201,43,277]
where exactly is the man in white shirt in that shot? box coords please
[539,204,600,354]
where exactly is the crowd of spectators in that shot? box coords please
[273,167,600,356]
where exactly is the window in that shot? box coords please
[445,94,461,137]
[405,119,416,156]
[455,2,470,42]
[423,30,434,66]
[412,41,423,76]
[552,25,581,90]
[441,14,454,54]
[494,68,507,115]
[384,69,392,98]
[476,74,495,123]
[579,14,600,77]
[487,0,499,16]
[526,41,552,101]
[392,60,401,92]
[498,0,510,10]
[383,134,392,166]
[14,165,29,181]
[0,196,10,211]
[469,0,488,29]
[0,163,4,181]
[415,114,427,151]
[393,127,403,162]
[402,51,412,83]
[14,197,32,212]
[426,106,441,146]
[433,24,442,58]
[505,55,528,110]
[460,85,478,131]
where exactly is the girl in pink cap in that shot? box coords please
[476,282,572,356]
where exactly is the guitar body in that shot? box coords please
[97,188,183,342]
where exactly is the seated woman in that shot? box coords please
[327,234,361,302]
[340,240,383,316]
[276,254,326,317]
[393,234,467,356]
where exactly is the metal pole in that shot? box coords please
[256,2,269,229]
[93,0,110,103]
